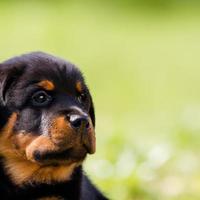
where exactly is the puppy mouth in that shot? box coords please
[32,147,87,165]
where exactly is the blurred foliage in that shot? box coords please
[1,0,200,199]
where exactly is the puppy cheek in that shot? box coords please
[11,133,37,158]
[0,113,18,156]
[25,136,58,162]
[0,112,40,160]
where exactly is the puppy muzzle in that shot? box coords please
[26,111,95,165]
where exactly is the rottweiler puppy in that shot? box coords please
[0,52,108,200]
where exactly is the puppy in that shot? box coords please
[0,52,108,200]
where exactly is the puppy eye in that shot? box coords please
[78,93,87,103]
[32,91,52,106]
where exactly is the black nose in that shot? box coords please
[69,114,90,129]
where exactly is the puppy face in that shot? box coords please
[0,52,96,184]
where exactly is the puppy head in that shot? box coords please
[0,52,96,184]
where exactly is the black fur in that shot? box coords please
[0,52,108,200]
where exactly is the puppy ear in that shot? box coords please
[89,96,95,127]
[0,64,25,106]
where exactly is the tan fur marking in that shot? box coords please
[38,80,55,90]
[76,81,82,93]
[50,116,75,146]
[82,118,96,154]
[4,157,78,185]
[31,163,78,184]
[26,135,58,162]
[13,132,37,157]
[0,113,19,159]
[51,116,96,154]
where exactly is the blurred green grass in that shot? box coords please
[1,1,200,199]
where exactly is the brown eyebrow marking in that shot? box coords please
[76,81,82,93]
[37,80,55,91]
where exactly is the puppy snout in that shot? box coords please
[68,114,90,130]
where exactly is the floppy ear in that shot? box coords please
[0,64,25,106]
[89,96,95,127]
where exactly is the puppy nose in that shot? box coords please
[69,114,90,129]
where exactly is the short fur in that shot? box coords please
[0,52,108,200]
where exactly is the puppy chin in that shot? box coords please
[28,148,87,166]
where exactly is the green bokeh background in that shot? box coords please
[1,1,200,199]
